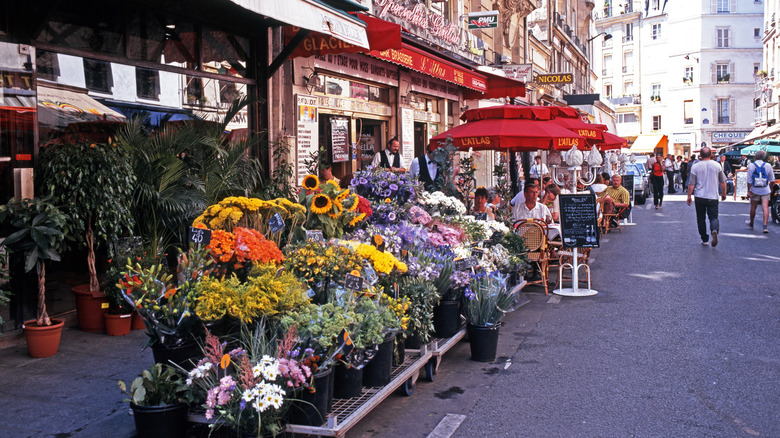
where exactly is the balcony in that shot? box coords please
[602,69,612,76]
[650,94,661,102]
[609,95,641,106]
[622,66,633,73]
[603,6,612,17]
[717,74,730,84]
[623,35,634,42]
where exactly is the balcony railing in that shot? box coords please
[717,74,731,84]
[602,69,612,76]
[622,66,633,73]
[623,35,634,42]
[650,94,661,102]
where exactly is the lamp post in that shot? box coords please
[587,32,612,43]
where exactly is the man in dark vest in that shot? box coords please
[409,143,438,191]
[371,137,406,172]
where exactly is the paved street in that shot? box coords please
[349,196,780,438]
[0,196,777,438]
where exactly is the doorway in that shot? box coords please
[414,122,426,158]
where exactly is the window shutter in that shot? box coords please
[730,97,736,123]
[726,28,731,47]
[729,62,735,82]
[730,0,736,13]
[712,98,717,123]
[711,63,717,83]
[711,0,718,13]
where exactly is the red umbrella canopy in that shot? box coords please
[429,117,585,152]
[593,131,627,150]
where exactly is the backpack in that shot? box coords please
[752,161,769,188]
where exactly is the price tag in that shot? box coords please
[305,229,324,242]
[454,256,479,271]
[267,213,285,233]
[344,273,364,291]
[188,226,212,246]
[472,248,484,259]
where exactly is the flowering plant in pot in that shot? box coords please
[283,242,364,304]
[37,140,135,331]
[0,197,69,357]
[118,363,192,438]
[462,271,521,362]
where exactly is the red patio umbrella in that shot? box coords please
[592,131,627,150]
[429,117,585,152]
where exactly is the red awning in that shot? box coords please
[553,118,607,141]
[429,118,585,152]
[285,13,402,58]
[462,70,526,100]
[369,43,487,92]
[595,131,627,150]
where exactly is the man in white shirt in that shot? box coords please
[746,150,776,233]
[686,147,726,246]
[529,155,549,180]
[512,183,552,223]
[371,137,406,172]
[408,143,438,191]
[664,154,677,194]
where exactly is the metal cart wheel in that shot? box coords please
[425,358,437,382]
[403,377,416,396]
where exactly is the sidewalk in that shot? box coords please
[0,323,152,438]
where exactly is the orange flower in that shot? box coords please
[164,288,176,299]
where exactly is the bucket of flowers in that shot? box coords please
[462,271,521,362]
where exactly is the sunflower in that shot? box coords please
[349,212,366,227]
[311,194,332,214]
[302,174,320,190]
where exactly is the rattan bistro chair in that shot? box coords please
[513,218,553,295]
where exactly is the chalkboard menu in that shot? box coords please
[330,118,350,162]
[559,194,600,248]
[621,174,634,201]
[735,170,748,198]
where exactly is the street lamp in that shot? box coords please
[587,32,612,43]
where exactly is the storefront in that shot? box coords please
[670,132,696,157]
[711,130,751,151]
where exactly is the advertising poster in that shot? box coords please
[401,107,415,169]
[296,94,319,185]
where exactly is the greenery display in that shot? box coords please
[118,363,191,406]
[456,152,477,213]
[492,156,513,222]
[463,272,520,327]
[0,197,69,326]
[428,137,458,196]
[399,277,439,344]
[37,141,135,292]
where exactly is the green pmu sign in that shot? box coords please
[467,11,499,29]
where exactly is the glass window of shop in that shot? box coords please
[313,74,390,104]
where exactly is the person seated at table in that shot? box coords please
[512,183,552,223]
[589,174,608,194]
[472,187,495,220]
[486,189,502,210]
[541,183,561,223]
[598,174,631,226]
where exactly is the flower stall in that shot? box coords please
[116,164,529,437]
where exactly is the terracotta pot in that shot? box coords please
[71,284,108,332]
[23,319,64,358]
[131,311,145,330]
[104,313,132,336]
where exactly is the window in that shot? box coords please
[603,55,612,76]
[685,66,694,83]
[604,84,612,98]
[716,0,730,13]
[716,98,730,123]
[623,51,633,73]
[716,28,731,48]
[754,28,761,37]
[652,24,661,40]
[624,80,634,95]
[624,23,634,42]
[651,83,661,102]
[36,50,60,81]
[651,0,660,9]
[83,58,113,93]
[754,63,761,75]
[716,63,731,83]
[135,68,160,100]
[618,113,637,123]
[684,100,694,124]
[652,115,662,131]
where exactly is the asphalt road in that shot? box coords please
[348,195,780,438]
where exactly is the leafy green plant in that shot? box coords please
[0,197,69,326]
[37,141,136,292]
[118,363,190,406]
[255,139,297,200]
[400,277,439,344]
[492,156,513,222]
[463,272,520,327]
[456,153,477,213]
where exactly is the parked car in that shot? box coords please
[623,162,651,205]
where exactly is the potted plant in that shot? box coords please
[400,276,439,348]
[37,140,135,332]
[0,197,69,357]
[462,271,521,362]
[118,363,191,438]
[102,259,135,336]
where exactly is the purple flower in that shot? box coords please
[389,183,399,191]
[388,212,397,221]
[359,177,368,185]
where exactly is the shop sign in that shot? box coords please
[413,110,441,123]
[330,118,350,162]
[0,70,34,90]
[370,46,487,92]
[373,0,460,46]
[407,71,459,100]
[536,73,574,84]
[313,53,399,87]
[318,95,392,116]
[503,64,533,83]
[671,132,695,144]
[711,131,749,141]
[296,94,319,185]
[467,11,499,29]
[466,33,485,56]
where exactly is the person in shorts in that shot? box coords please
[746,150,776,233]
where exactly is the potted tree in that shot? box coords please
[0,197,69,357]
[118,363,191,438]
[37,140,135,332]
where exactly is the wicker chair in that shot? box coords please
[513,218,553,295]
[599,204,627,235]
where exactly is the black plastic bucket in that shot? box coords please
[289,367,333,426]
[466,324,500,362]
[333,363,363,399]
[433,300,460,338]
[362,335,394,387]
[131,403,187,438]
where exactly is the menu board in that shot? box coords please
[296,94,319,185]
[735,170,748,198]
[330,117,350,162]
[559,194,600,248]
[621,174,634,202]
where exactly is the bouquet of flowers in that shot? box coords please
[283,242,364,303]
[399,277,439,344]
[418,191,466,216]
[350,167,417,205]
[196,224,284,279]
[298,175,365,239]
[427,222,465,247]
[449,216,510,241]
[338,240,408,276]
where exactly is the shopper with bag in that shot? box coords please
[746,150,776,233]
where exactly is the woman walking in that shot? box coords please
[650,153,666,209]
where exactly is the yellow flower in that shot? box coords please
[311,194,332,214]
[303,174,319,190]
[348,212,366,227]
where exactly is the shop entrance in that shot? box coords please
[414,122,426,158]
[357,118,383,170]
[318,114,351,179]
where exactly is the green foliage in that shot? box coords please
[500,232,529,270]
[463,273,519,326]
[304,145,328,177]
[492,156,513,222]
[456,153,477,213]
[429,137,458,196]
[118,363,190,406]
[400,277,439,343]
[254,139,297,200]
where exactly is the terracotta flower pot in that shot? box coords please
[23,319,64,358]
[131,311,145,330]
[71,284,109,332]
[104,313,132,336]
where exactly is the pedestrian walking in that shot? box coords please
[649,153,665,209]
[665,154,677,194]
[746,150,776,233]
[686,147,727,246]
[674,156,683,190]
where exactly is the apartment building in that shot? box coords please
[594,0,763,156]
